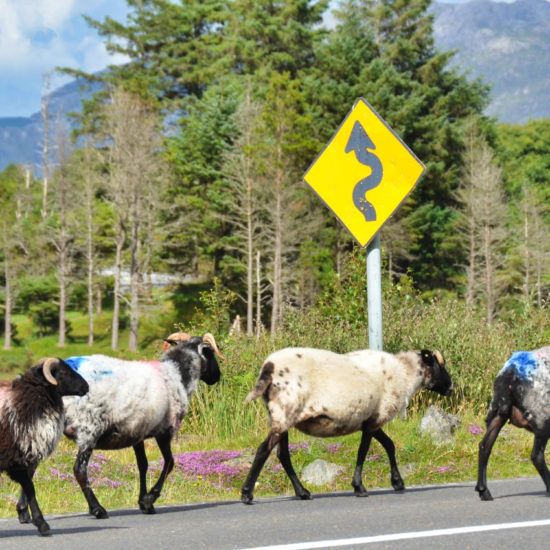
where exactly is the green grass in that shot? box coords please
[0,410,538,519]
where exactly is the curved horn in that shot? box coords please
[202,333,225,360]
[42,357,59,386]
[162,331,192,352]
[434,350,445,368]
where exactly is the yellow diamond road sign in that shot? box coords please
[303,98,425,248]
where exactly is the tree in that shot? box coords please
[219,85,264,335]
[47,122,80,347]
[103,88,167,351]
[456,129,508,324]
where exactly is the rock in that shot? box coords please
[420,405,460,444]
[301,459,345,486]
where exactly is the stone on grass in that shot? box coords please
[301,459,345,486]
[420,405,460,444]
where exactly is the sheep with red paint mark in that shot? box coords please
[476,346,550,501]
[241,347,452,504]
[61,333,222,518]
[0,358,89,536]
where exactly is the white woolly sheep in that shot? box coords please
[62,333,222,518]
[476,346,550,501]
[0,358,89,536]
[241,347,452,504]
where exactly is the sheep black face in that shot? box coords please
[420,350,453,396]
[198,344,221,385]
[38,358,89,397]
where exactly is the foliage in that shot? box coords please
[30,302,72,339]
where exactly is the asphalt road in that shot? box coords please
[1,477,550,549]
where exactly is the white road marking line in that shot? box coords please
[241,518,550,550]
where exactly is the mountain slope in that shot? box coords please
[433,0,550,122]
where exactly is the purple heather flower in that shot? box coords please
[288,441,310,452]
[326,443,342,454]
[174,450,244,479]
[468,424,484,435]
[435,465,451,473]
[367,453,381,462]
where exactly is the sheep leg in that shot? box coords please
[531,434,550,494]
[475,414,506,501]
[141,433,175,513]
[241,432,281,504]
[134,441,152,513]
[352,426,373,496]
[16,464,36,524]
[9,466,50,536]
[373,428,405,491]
[74,448,109,519]
[277,432,311,500]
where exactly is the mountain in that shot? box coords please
[0,0,549,172]
[432,0,550,122]
[0,78,101,173]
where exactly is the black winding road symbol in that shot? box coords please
[345,120,383,222]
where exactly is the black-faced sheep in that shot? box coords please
[241,347,452,504]
[0,358,89,536]
[61,333,221,518]
[476,346,550,501]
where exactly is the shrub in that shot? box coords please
[30,302,72,338]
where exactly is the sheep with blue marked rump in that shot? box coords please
[476,346,550,501]
[0,358,89,536]
[62,332,222,518]
[241,347,452,504]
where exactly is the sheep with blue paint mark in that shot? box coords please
[62,333,222,518]
[476,346,550,501]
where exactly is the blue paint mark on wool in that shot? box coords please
[503,351,538,381]
[65,356,113,381]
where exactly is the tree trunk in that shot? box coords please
[246,174,254,337]
[111,237,123,350]
[484,224,494,325]
[58,244,66,347]
[270,163,283,335]
[3,249,12,350]
[256,249,262,339]
[87,186,94,346]
[128,211,140,352]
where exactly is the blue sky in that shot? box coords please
[0,0,129,117]
[0,0,520,118]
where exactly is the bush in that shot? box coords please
[17,275,58,310]
[30,302,72,338]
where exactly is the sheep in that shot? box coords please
[241,347,452,504]
[61,332,221,518]
[0,358,89,536]
[476,346,550,501]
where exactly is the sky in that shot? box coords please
[0,0,525,119]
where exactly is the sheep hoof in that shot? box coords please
[91,506,109,519]
[37,521,51,537]
[297,491,312,500]
[353,486,369,497]
[241,492,254,505]
[140,506,156,515]
[17,508,31,524]
[477,489,493,501]
[392,480,405,492]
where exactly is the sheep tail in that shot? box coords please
[245,361,275,402]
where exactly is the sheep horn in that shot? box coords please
[42,358,59,386]
[434,350,445,368]
[162,331,192,352]
[202,333,225,360]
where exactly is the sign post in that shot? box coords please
[303,98,425,351]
